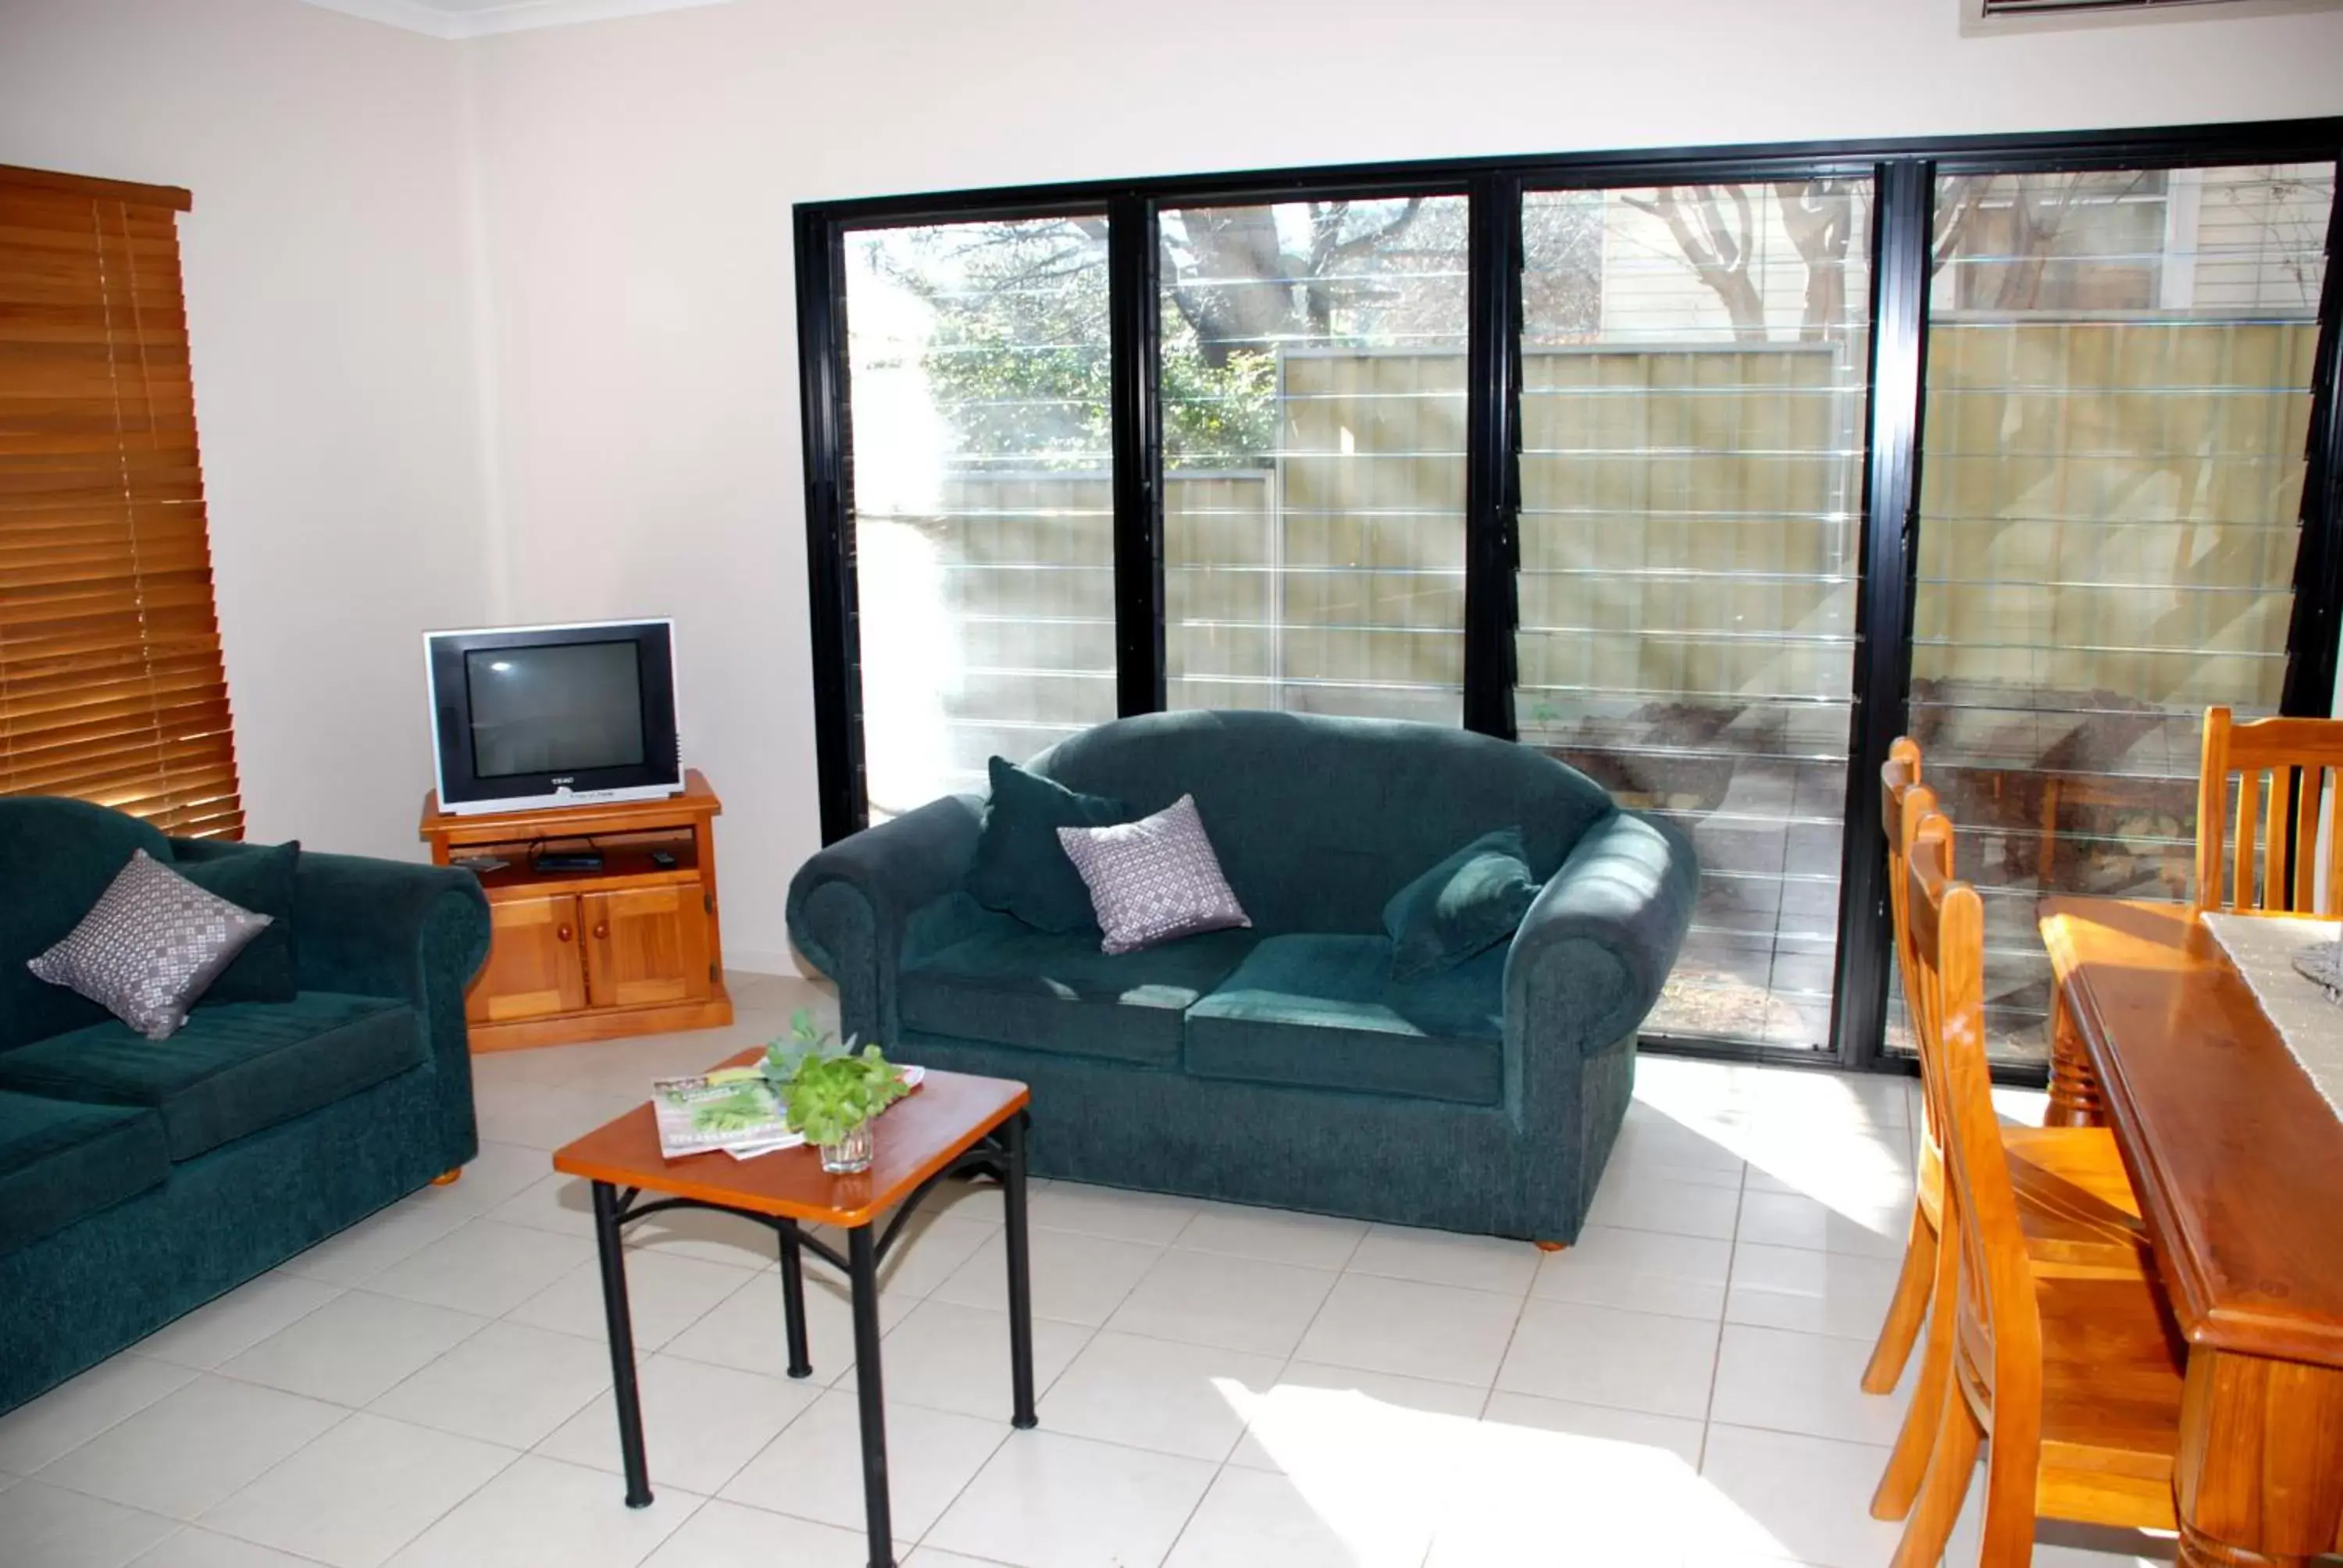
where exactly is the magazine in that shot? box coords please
[651,1064,927,1161]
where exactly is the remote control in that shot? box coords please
[650,849,678,868]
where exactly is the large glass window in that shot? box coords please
[1516,181,1874,1051]
[803,130,2343,1077]
[842,217,1117,818]
[1910,162,2338,1060]
[1160,197,1470,723]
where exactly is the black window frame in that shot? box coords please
[793,116,2343,1082]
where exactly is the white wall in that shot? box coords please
[0,0,490,863]
[5,0,2341,969]
[463,0,2343,970]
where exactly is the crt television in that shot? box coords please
[423,619,682,815]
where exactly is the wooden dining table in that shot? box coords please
[2039,896,2343,1568]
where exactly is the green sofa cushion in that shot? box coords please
[1186,934,1506,1104]
[0,993,426,1162]
[0,1091,169,1256]
[0,799,173,1053]
[173,839,301,1006]
[967,757,1131,934]
[901,916,1259,1067]
[1382,827,1539,980]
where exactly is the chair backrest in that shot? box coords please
[2195,705,2343,914]
[1881,737,1926,1044]
[1906,806,2045,1468]
[1896,782,1948,1156]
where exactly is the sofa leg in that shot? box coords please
[1534,1239,1567,1253]
[432,1168,463,1186]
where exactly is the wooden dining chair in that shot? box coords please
[1888,807,2187,1568]
[1865,769,2152,1524]
[1863,738,1939,1395]
[2196,704,2343,914]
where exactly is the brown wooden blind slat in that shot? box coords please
[0,167,243,839]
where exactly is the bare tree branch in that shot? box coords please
[1313,197,1426,267]
[1932,176,1985,275]
[1773,179,1853,344]
[1628,186,1768,341]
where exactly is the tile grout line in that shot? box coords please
[48,1402,368,1548]
[105,1265,677,1563]
[133,1521,341,1568]
[1696,1157,1752,1475]
[2,1364,200,1484]
[125,1270,354,1378]
[191,1401,526,1566]
[906,1176,1144,1557]
[1154,1253,1350,1568]
[1472,1255,1541,1422]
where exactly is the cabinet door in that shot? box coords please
[582,886,713,1010]
[468,893,587,1023]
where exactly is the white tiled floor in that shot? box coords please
[0,974,2188,1568]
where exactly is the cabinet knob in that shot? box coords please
[593,922,610,940]
[557,924,573,943]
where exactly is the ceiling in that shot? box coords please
[296,0,736,40]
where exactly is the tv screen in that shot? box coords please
[464,640,647,779]
[425,618,681,814]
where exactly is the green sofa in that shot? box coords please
[786,711,1698,1245]
[0,798,491,1414]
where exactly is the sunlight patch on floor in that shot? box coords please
[1219,1377,1768,1565]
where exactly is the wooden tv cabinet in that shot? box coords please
[419,770,733,1052]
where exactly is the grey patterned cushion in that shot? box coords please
[27,850,274,1041]
[1057,794,1252,955]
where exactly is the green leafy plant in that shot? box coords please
[783,1046,910,1147]
[760,1009,848,1085]
[760,1010,910,1146]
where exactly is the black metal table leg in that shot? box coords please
[1003,1111,1037,1429]
[591,1181,653,1509]
[777,1223,813,1379]
[847,1223,894,1568]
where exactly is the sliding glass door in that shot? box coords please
[1905,159,2338,1060]
[800,122,2343,1073]
[839,216,1117,819]
[1159,196,1471,722]
[1514,180,1873,1052]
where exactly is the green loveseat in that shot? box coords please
[786,711,1697,1245]
[0,798,491,1414]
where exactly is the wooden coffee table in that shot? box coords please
[551,1058,1035,1568]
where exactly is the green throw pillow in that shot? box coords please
[968,759,1130,933]
[177,839,300,1004]
[1382,827,1539,981]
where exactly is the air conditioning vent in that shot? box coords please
[1970,0,2343,20]
[1985,0,2227,12]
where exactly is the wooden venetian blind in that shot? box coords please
[0,162,244,838]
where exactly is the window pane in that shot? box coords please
[1517,182,1873,1052]
[1910,162,2337,1061]
[843,217,1117,818]
[1161,197,1469,723]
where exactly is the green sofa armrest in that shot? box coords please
[288,853,492,1006]
[294,853,492,1168]
[786,794,984,1042]
[1504,809,1699,1064]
